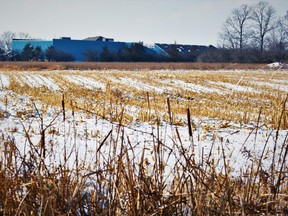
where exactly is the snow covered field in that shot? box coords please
[0,69,287,172]
[0,68,287,214]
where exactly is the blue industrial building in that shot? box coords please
[12,36,133,61]
[12,39,53,52]
[53,37,129,61]
[12,36,213,62]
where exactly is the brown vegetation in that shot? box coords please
[3,69,287,130]
[0,101,287,215]
[0,68,287,215]
[0,61,268,71]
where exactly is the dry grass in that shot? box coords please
[2,69,287,129]
[0,61,268,71]
[0,104,287,215]
[0,67,288,215]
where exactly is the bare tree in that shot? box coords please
[0,31,16,51]
[0,31,32,51]
[0,40,4,50]
[250,1,278,51]
[284,10,288,35]
[219,4,252,49]
[285,10,288,20]
[264,11,288,61]
[18,32,32,40]
[267,18,287,51]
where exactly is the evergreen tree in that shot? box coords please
[45,46,75,62]
[22,43,34,61]
[100,46,113,61]
[45,46,56,61]
[0,48,5,61]
[83,49,98,62]
[168,43,179,62]
[130,42,145,61]
[34,46,44,61]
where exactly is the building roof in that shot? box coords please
[155,43,212,56]
[83,36,114,42]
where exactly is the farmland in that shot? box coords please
[0,66,287,215]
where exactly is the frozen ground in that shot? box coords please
[0,69,287,180]
[64,74,106,91]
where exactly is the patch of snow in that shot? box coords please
[63,75,106,91]
[0,73,10,89]
[267,62,287,68]
[22,75,61,91]
[253,81,288,92]
[209,81,260,93]
[162,79,224,94]
[0,96,286,179]
[268,62,282,68]
[13,75,25,87]
[20,75,42,88]
[36,75,61,91]
[118,77,166,94]
[270,79,288,85]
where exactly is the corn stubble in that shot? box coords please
[0,67,288,215]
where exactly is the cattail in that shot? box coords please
[62,93,65,121]
[167,97,172,124]
[147,92,151,121]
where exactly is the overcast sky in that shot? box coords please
[1,0,288,46]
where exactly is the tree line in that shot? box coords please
[0,44,76,62]
[81,42,160,62]
[1,41,197,62]
[1,43,160,62]
[211,1,288,63]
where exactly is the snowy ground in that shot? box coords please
[0,69,287,181]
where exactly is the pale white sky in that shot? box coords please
[1,0,288,46]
